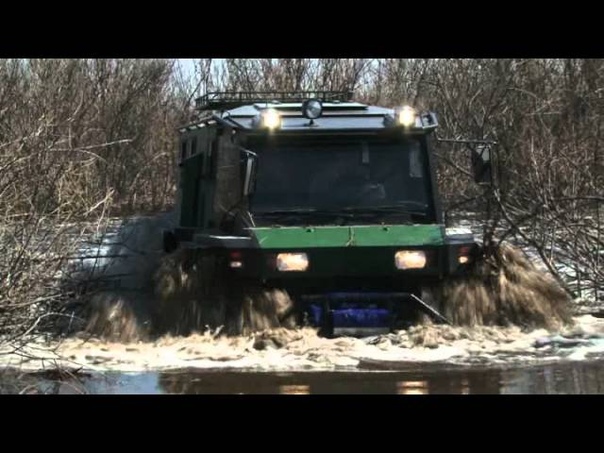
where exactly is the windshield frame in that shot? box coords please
[243,131,441,223]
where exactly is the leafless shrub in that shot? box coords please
[0,59,190,343]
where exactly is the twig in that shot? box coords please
[493,190,574,296]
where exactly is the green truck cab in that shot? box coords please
[163,91,488,336]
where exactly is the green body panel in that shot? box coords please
[248,224,445,249]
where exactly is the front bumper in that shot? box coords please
[224,243,475,281]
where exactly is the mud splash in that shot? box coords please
[82,291,151,343]
[53,210,583,376]
[69,215,295,341]
[431,242,573,329]
[81,240,575,344]
[3,315,603,373]
[152,248,295,336]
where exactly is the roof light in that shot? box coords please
[260,108,282,129]
[302,99,323,119]
[396,106,417,127]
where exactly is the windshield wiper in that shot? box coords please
[254,208,328,216]
[340,201,429,215]
[254,203,429,221]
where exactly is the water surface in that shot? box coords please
[4,360,604,394]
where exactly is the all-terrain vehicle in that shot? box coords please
[157,90,567,338]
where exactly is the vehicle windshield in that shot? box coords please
[249,135,433,215]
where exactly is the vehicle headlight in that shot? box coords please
[276,253,309,272]
[394,250,426,270]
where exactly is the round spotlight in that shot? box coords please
[397,106,416,127]
[261,108,282,129]
[302,99,323,120]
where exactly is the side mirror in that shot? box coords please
[471,144,492,185]
[240,149,258,196]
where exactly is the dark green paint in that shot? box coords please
[179,153,203,227]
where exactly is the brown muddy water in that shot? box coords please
[3,360,604,394]
[2,314,604,394]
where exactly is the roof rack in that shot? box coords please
[195,90,354,112]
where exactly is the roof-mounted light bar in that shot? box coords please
[195,90,354,112]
